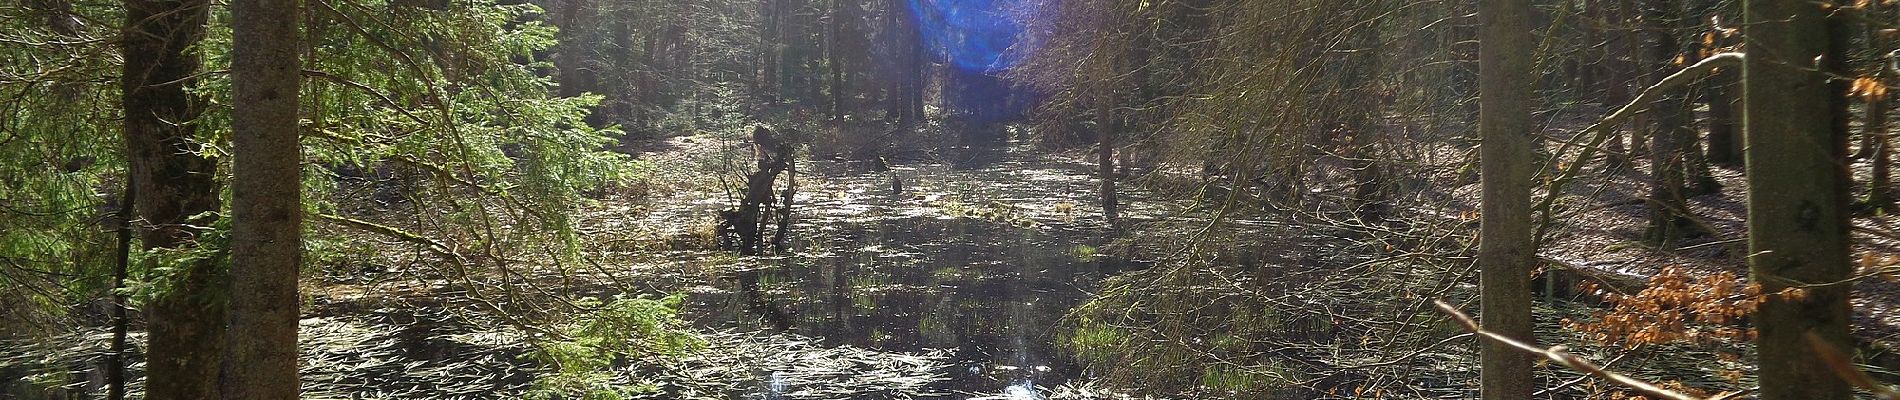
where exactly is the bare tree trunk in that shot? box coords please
[1643,0,1696,245]
[1602,0,1635,169]
[555,0,597,102]
[120,0,224,397]
[898,0,925,127]
[107,179,133,400]
[1744,0,1853,399]
[826,0,847,119]
[222,0,303,396]
[1706,20,1742,169]
[1866,3,1893,209]
[1874,95,1893,208]
[1098,86,1118,229]
[1706,71,1741,167]
[1478,0,1536,398]
[761,0,782,99]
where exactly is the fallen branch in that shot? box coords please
[1533,52,1744,246]
[1432,300,1715,400]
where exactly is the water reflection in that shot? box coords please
[702,205,1130,397]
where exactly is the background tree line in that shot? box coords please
[5,0,1900,397]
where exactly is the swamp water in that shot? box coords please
[0,143,1160,399]
[686,148,1146,399]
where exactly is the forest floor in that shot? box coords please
[1406,103,1900,392]
[13,122,1900,399]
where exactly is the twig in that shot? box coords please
[1432,300,1707,400]
[1807,332,1900,400]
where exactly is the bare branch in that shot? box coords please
[1432,300,1712,400]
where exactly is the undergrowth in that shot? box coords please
[526,293,705,400]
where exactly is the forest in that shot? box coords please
[1,0,1897,398]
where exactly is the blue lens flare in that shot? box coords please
[909,0,1022,73]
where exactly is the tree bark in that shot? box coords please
[1097,72,1119,229]
[107,179,133,400]
[1478,0,1536,398]
[1643,0,1696,245]
[222,0,304,397]
[1602,0,1636,169]
[826,0,848,119]
[1866,2,1893,209]
[1744,0,1853,399]
[1874,93,1893,208]
[555,0,596,99]
[883,0,924,128]
[120,0,224,398]
[1706,72,1741,167]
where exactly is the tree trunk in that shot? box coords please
[897,0,925,127]
[222,0,303,396]
[555,0,595,99]
[1866,3,1893,209]
[1477,0,1536,398]
[1744,0,1853,399]
[1644,0,1696,245]
[120,0,224,398]
[1874,94,1893,208]
[883,0,914,126]
[1602,0,1636,169]
[826,0,849,119]
[761,0,782,98]
[1097,81,1119,229]
[1707,65,1742,167]
[107,179,133,400]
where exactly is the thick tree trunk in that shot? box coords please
[1744,1,1853,399]
[120,0,224,398]
[222,0,303,397]
[1477,0,1536,398]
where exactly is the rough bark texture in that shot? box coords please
[1744,1,1853,399]
[222,0,303,396]
[1477,0,1535,398]
[120,0,224,398]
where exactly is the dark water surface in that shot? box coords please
[685,149,1139,398]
